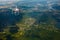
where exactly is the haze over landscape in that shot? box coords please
[0,0,60,40]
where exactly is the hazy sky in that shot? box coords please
[0,0,20,4]
[0,0,20,3]
[0,0,20,1]
[0,0,59,4]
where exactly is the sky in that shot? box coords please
[0,0,20,4]
[0,0,20,1]
[0,0,59,4]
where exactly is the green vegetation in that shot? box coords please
[0,17,60,40]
